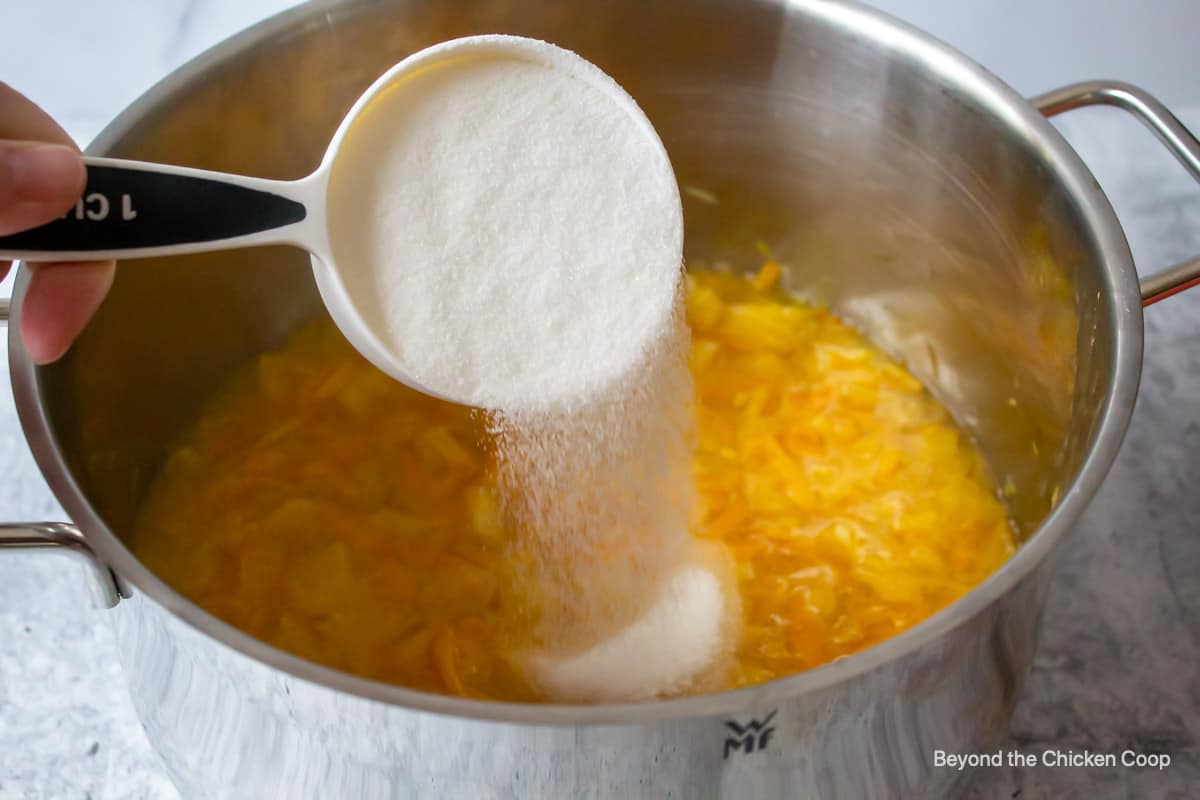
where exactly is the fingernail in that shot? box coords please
[2,143,84,203]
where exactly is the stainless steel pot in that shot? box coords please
[3,1,1199,797]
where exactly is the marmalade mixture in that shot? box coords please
[131,261,1015,700]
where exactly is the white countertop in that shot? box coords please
[1,3,1198,798]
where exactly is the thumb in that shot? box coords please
[0,141,85,236]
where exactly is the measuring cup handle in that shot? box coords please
[0,156,314,261]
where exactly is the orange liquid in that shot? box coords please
[131,263,1014,701]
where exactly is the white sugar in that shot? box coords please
[532,564,729,703]
[329,37,733,701]
[328,38,683,411]
[494,312,736,700]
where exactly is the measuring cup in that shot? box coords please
[0,34,660,405]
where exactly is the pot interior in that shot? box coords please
[42,0,1111,586]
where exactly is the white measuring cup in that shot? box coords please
[0,34,668,405]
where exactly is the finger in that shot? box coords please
[0,84,86,235]
[0,83,76,147]
[0,141,86,235]
[20,260,115,364]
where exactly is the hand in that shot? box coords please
[0,83,114,364]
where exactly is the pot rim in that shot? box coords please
[10,0,1144,725]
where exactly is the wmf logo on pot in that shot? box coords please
[723,709,778,758]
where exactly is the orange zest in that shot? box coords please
[131,261,1014,700]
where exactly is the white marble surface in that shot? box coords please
[1,3,1199,799]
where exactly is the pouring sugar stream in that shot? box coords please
[0,34,736,700]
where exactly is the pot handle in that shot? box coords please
[0,522,125,608]
[0,305,126,608]
[1034,80,1200,306]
